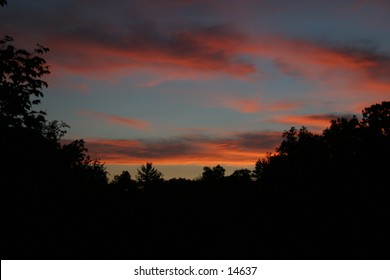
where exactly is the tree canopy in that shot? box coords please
[202,164,226,182]
[1,36,50,130]
[1,36,108,190]
[136,162,163,188]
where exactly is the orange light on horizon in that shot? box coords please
[83,137,276,166]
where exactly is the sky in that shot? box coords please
[1,0,390,179]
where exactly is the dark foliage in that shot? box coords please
[1,36,49,130]
[1,38,108,259]
[136,162,163,189]
[202,164,226,184]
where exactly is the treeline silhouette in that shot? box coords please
[1,36,389,259]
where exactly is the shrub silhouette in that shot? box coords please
[136,162,163,189]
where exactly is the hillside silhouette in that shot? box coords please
[1,36,389,259]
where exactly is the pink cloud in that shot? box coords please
[43,24,255,78]
[53,30,388,101]
[237,35,390,100]
[269,114,350,131]
[210,96,300,114]
[7,18,388,101]
[78,111,150,130]
[81,131,282,166]
[222,98,262,113]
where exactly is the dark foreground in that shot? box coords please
[3,176,389,259]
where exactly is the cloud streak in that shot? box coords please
[47,30,390,99]
[79,131,282,165]
[78,111,150,130]
[248,36,390,96]
[44,23,256,77]
[269,114,352,131]
[4,2,389,99]
[217,97,300,114]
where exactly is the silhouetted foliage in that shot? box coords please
[2,38,111,259]
[111,170,136,192]
[252,153,271,182]
[42,120,70,143]
[1,37,108,189]
[60,139,108,187]
[362,101,390,136]
[201,164,226,183]
[136,162,163,188]
[229,168,252,184]
[0,0,7,7]
[3,100,389,259]
[1,36,49,130]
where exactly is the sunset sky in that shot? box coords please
[2,0,389,179]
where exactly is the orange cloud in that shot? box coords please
[269,114,350,131]
[36,24,388,103]
[8,18,386,104]
[356,79,390,94]
[241,35,390,100]
[3,1,389,97]
[212,96,300,114]
[80,131,282,166]
[222,98,262,113]
[48,29,390,103]
[78,111,150,130]
[44,24,256,78]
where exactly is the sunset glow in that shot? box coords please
[2,0,389,178]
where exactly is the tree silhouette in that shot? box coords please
[201,164,225,182]
[111,170,136,192]
[362,101,390,136]
[61,139,108,187]
[136,162,163,188]
[1,37,109,191]
[252,154,271,182]
[323,115,361,161]
[229,168,252,183]
[0,36,50,130]
[0,0,7,7]
[1,98,389,259]
[42,120,69,142]
[276,126,299,156]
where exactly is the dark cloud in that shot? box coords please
[66,23,255,75]
[271,37,390,78]
[234,132,283,150]
[331,43,390,81]
[68,131,282,164]
[333,42,390,79]
[306,114,352,120]
[1,0,255,76]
